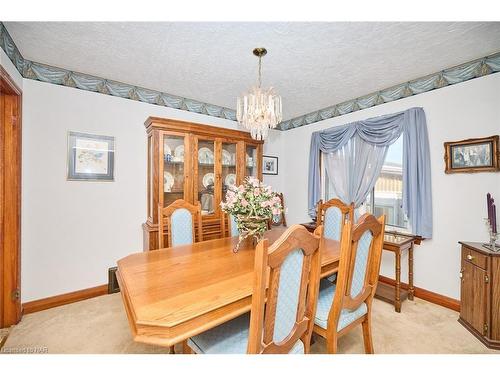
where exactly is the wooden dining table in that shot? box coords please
[116,227,340,348]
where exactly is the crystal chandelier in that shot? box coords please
[236,48,282,141]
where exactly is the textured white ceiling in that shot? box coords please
[5,22,500,120]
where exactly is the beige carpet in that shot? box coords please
[1,294,497,354]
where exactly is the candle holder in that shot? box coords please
[483,218,500,252]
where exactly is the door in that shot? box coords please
[0,66,22,328]
[244,144,259,179]
[220,140,237,205]
[160,131,191,208]
[460,261,487,335]
[195,137,217,216]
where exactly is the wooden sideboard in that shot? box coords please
[142,117,263,250]
[458,241,500,350]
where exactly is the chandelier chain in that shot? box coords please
[258,56,262,88]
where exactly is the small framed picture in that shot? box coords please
[67,131,115,181]
[444,135,499,174]
[262,155,278,175]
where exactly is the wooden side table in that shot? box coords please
[375,231,421,312]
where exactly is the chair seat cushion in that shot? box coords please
[315,279,367,331]
[188,313,304,354]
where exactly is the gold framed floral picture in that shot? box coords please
[444,135,499,174]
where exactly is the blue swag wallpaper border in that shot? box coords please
[1,22,499,130]
[279,52,500,130]
[0,22,237,121]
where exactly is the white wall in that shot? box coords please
[16,67,500,302]
[0,48,23,89]
[21,79,283,302]
[262,130,285,193]
[281,73,500,300]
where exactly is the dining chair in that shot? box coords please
[221,212,239,237]
[316,198,354,241]
[313,213,385,354]
[316,198,354,283]
[158,199,203,248]
[184,224,323,354]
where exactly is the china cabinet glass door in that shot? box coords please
[245,144,258,179]
[221,142,237,204]
[162,133,187,208]
[197,138,216,216]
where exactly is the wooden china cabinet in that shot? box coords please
[142,117,263,250]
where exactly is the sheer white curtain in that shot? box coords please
[310,108,432,238]
[323,134,389,216]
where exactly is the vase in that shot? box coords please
[233,215,269,253]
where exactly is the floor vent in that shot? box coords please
[108,267,120,294]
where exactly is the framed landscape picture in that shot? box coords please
[444,135,499,174]
[67,131,115,181]
[262,155,278,175]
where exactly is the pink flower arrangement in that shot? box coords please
[221,177,283,250]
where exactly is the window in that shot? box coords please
[366,137,408,229]
[323,136,409,229]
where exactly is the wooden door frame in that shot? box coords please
[0,65,22,328]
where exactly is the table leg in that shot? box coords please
[408,244,415,301]
[395,251,401,313]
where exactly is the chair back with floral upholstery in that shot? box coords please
[327,214,385,330]
[158,199,203,248]
[316,199,354,241]
[247,225,322,354]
